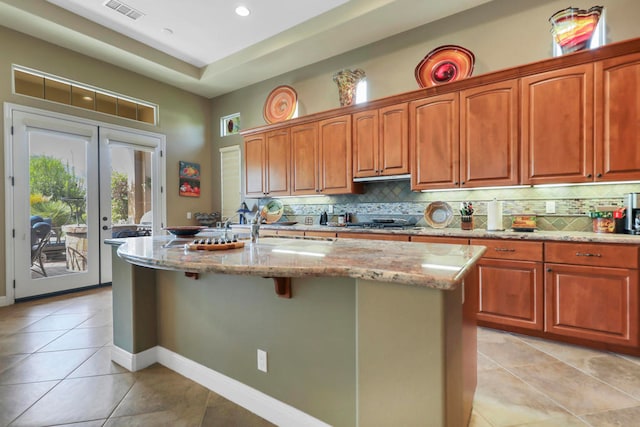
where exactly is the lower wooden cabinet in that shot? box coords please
[476,258,544,331]
[471,239,544,331]
[545,263,639,347]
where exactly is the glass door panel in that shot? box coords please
[12,111,100,299]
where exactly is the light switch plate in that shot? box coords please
[545,201,556,214]
[257,349,267,372]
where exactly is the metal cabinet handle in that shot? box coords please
[576,252,602,257]
[494,248,516,252]
[547,268,552,272]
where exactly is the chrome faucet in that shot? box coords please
[250,211,261,243]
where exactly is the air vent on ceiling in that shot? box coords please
[104,0,144,20]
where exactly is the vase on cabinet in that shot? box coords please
[333,69,365,107]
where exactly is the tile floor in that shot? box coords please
[2,287,640,426]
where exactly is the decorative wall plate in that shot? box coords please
[263,85,297,124]
[415,45,475,88]
[424,201,454,228]
[260,200,284,224]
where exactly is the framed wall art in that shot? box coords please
[179,161,201,197]
[220,112,241,137]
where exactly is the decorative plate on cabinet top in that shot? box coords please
[263,85,297,124]
[414,45,475,88]
[424,201,454,228]
[260,199,284,224]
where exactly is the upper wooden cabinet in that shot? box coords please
[318,115,362,195]
[244,129,290,197]
[410,93,459,190]
[411,81,518,191]
[595,52,640,182]
[353,103,409,178]
[460,80,519,187]
[521,64,595,185]
[290,122,319,195]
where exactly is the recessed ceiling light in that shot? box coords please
[235,6,250,17]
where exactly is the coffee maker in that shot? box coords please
[625,193,640,234]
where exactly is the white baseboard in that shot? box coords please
[110,345,157,372]
[111,345,331,427]
[0,296,7,307]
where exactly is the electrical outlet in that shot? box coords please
[186,211,192,219]
[545,201,556,214]
[257,349,267,372]
[305,216,314,225]
[327,205,334,214]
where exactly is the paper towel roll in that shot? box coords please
[487,199,504,231]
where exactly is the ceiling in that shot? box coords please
[0,0,493,98]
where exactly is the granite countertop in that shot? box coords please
[247,224,640,244]
[108,235,486,291]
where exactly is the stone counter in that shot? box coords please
[240,223,640,244]
[111,235,486,290]
[108,236,484,426]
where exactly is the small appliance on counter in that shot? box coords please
[626,193,640,234]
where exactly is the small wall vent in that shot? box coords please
[104,0,144,20]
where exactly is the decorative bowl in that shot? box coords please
[164,226,206,236]
[424,201,454,228]
[260,200,284,224]
[549,6,603,55]
[415,45,475,88]
[263,85,297,124]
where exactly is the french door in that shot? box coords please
[6,105,165,300]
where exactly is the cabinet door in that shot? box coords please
[545,263,639,346]
[352,109,379,178]
[595,52,640,181]
[319,115,358,194]
[244,133,265,197]
[379,103,409,176]
[410,93,459,190]
[477,258,544,331]
[264,129,290,196]
[291,122,319,195]
[521,64,594,185]
[460,80,519,187]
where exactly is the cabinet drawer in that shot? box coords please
[471,239,543,262]
[411,236,469,245]
[337,232,410,241]
[545,242,640,269]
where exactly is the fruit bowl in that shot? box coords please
[164,226,206,236]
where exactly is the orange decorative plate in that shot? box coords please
[263,85,297,124]
[415,45,475,88]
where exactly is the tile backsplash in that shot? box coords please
[247,180,640,231]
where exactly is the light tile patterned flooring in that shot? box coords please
[2,288,640,426]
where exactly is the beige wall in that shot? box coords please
[209,0,640,207]
[0,26,212,297]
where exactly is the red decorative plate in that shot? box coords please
[415,45,475,88]
[263,85,297,124]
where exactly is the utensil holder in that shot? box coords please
[461,215,474,230]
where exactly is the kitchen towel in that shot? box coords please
[487,199,504,231]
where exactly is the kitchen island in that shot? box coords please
[108,235,485,427]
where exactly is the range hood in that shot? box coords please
[353,174,411,183]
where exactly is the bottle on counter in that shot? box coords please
[320,211,328,225]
